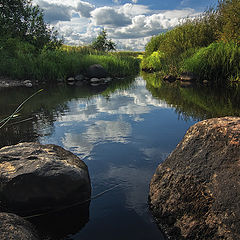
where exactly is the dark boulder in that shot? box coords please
[86,64,107,78]
[0,142,91,215]
[0,212,40,240]
[149,117,240,240]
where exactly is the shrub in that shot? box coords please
[0,40,140,81]
[183,42,240,84]
[217,0,240,44]
[141,51,165,71]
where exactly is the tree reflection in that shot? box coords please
[143,73,240,121]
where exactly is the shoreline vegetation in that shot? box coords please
[0,1,140,83]
[141,0,240,86]
[0,0,239,87]
[0,39,141,82]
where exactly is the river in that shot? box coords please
[0,74,239,240]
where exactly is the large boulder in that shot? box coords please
[149,117,240,240]
[0,212,40,240]
[0,142,91,215]
[86,64,107,78]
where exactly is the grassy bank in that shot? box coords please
[142,0,240,85]
[0,38,140,81]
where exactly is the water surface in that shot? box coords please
[0,75,239,240]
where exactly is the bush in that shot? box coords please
[142,0,240,84]
[217,0,240,44]
[141,51,165,71]
[0,39,140,81]
[183,42,240,84]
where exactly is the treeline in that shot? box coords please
[142,0,240,85]
[0,1,139,81]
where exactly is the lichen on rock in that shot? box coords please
[149,117,240,240]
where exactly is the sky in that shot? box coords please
[33,0,218,51]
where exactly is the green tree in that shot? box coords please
[91,30,116,52]
[0,0,62,49]
[217,0,240,44]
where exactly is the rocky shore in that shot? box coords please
[0,77,35,88]
[149,117,240,240]
[0,64,120,88]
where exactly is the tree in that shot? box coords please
[91,30,116,52]
[217,0,240,44]
[0,0,62,49]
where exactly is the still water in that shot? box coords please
[0,74,239,239]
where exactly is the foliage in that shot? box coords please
[182,42,240,84]
[91,30,116,52]
[0,0,62,49]
[61,45,100,55]
[110,51,143,58]
[142,0,240,84]
[145,10,218,58]
[217,0,240,44]
[0,39,140,80]
[145,34,165,56]
[141,51,166,72]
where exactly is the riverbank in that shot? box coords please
[0,77,36,88]
[0,62,137,89]
[0,38,140,83]
[141,0,240,86]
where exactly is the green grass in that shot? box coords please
[0,38,140,81]
[142,0,240,85]
[182,42,240,84]
[110,51,144,58]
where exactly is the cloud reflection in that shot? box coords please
[59,78,171,123]
[58,77,170,158]
[59,78,171,158]
[62,120,131,158]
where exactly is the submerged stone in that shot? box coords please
[90,77,101,83]
[75,74,85,81]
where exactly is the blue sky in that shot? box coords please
[33,0,218,50]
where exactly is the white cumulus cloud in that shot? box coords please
[77,1,95,18]
[33,0,201,50]
[35,0,73,23]
[91,6,131,27]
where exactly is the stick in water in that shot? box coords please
[0,89,43,129]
